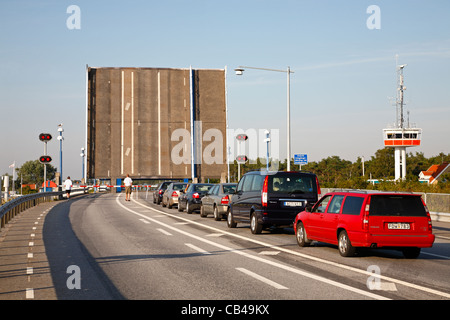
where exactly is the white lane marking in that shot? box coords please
[157,228,172,236]
[236,267,288,290]
[128,196,450,300]
[28,253,33,259]
[139,219,150,224]
[27,267,33,275]
[207,233,225,237]
[26,288,34,299]
[421,251,450,259]
[259,251,280,256]
[185,243,211,255]
[29,242,34,247]
[116,195,388,300]
[379,282,398,291]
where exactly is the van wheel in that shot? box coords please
[227,211,237,228]
[296,222,311,247]
[338,230,356,257]
[250,213,262,234]
[402,247,421,259]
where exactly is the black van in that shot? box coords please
[228,171,321,234]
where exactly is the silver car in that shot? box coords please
[200,183,237,220]
[162,182,188,209]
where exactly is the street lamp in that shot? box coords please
[57,124,64,185]
[80,148,85,182]
[264,130,270,171]
[234,66,294,171]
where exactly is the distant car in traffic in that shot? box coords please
[228,170,320,234]
[178,183,214,214]
[294,191,435,258]
[153,181,174,205]
[200,183,237,220]
[161,182,188,209]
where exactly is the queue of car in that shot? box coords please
[151,170,435,259]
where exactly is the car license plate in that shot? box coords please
[283,201,303,207]
[388,223,410,230]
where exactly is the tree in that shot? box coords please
[16,160,56,187]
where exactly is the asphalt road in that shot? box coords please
[1,191,450,308]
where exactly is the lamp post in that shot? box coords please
[80,148,85,183]
[264,130,270,172]
[234,66,294,171]
[57,124,64,185]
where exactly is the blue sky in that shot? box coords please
[1,0,449,180]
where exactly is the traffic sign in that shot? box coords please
[294,154,308,165]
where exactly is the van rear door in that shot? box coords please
[267,173,319,222]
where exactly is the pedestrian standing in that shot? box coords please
[124,174,133,201]
[64,176,72,199]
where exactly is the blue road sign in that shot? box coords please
[294,154,308,165]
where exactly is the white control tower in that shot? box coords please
[383,62,422,180]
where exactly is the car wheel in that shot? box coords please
[250,213,262,234]
[200,205,207,217]
[338,230,356,257]
[178,202,184,212]
[296,222,311,247]
[186,202,193,214]
[213,206,221,221]
[402,247,421,259]
[168,202,172,209]
[227,210,237,228]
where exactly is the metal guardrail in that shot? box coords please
[0,188,88,230]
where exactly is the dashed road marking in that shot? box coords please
[157,228,172,236]
[236,267,288,290]
[185,243,211,255]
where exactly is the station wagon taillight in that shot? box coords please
[421,198,433,232]
[363,197,370,230]
[172,191,178,197]
[193,192,200,199]
[262,176,268,207]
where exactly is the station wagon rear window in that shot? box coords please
[369,195,427,217]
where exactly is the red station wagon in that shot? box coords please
[294,191,435,258]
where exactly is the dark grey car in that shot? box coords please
[200,183,237,220]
